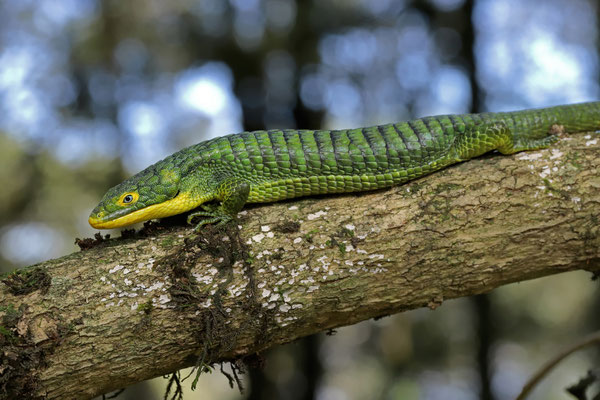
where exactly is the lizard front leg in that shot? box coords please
[187,177,250,230]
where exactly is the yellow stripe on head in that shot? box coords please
[89,191,200,229]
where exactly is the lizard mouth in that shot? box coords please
[88,191,197,229]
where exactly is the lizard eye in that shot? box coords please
[118,192,139,206]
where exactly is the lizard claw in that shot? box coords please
[187,208,233,231]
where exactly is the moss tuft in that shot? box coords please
[2,267,51,296]
[273,220,301,234]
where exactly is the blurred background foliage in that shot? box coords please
[0,0,598,399]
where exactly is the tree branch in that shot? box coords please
[1,133,599,399]
[516,330,600,400]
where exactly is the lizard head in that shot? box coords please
[88,163,192,229]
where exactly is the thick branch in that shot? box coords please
[1,133,599,399]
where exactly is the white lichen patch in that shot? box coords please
[228,281,248,298]
[252,233,265,243]
[344,224,355,231]
[307,210,327,220]
[288,205,298,210]
[268,293,281,302]
[150,294,171,309]
[109,264,124,274]
[586,139,598,146]
[300,277,315,284]
[293,237,302,244]
[201,298,212,308]
[282,290,292,302]
[100,258,172,310]
[279,304,291,312]
[256,250,272,259]
[193,272,213,285]
[517,152,544,161]
[317,255,330,270]
[371,267,388,274]
[539,166,551,179]
[232,261,245,274]
[145,281,165,292]
[549,149,563,159]
[261,225,271,232]
[307,285,319,293]
[275,277,286,286]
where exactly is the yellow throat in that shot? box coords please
[89,192,200,229]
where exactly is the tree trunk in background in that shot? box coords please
[1,133,599,400]
[459,0,496,398]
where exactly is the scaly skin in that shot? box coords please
[89,102,600,229]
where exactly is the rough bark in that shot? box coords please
[1,133,599,400]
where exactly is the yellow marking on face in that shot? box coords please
[89,192,201,229]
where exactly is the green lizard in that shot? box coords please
[89,102,600,230]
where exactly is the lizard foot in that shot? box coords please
[187,204,234,231]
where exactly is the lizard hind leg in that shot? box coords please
[500,134,559,155]
[450,121,558,159]
[450,122,513,160]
